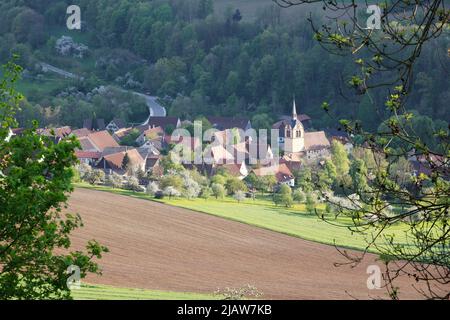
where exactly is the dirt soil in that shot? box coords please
[68,188,424,299]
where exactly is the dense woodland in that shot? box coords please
[0,0,448,135]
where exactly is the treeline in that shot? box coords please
[0,0,448,131]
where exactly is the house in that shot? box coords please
[136,126,164,146]
[328,129,353,154]
[71,128,91,138]
[83,118,106,131]
[303,131,331,161]
[144,116,181,132]
[112,127,134,143]
[218,163,249,180]
[77,130,120,152]
[145,154,163,177]
[86,130,120,152]
[252,163,295,187]
[207,117,252,131]
[106,119,127,133]
[97,148,146,175]
[408,154,448,179]
[74,131,120,163]
[75,151,102,165]
[78,136,98,151]
[182,163,215,177]
[207,144,236,165]
[37,126,72,143]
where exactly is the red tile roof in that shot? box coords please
[103,149,144,170]
[37,126,72,138]
[72,128,92,137]
[304,131,330,151]
[87,130,120,151]
[252,163,294,183]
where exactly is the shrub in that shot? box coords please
[154,191,164,199]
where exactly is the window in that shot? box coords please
[286,130,291,138]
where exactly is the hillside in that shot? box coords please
[0,0,447,133]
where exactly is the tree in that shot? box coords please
[211,183,226,199]
[389,157,413,188]
[163,186,181,199]
[200,186,212,200]
[233,190,246,203]
[263,175,278,195]
[305,193,317,214]
[182,172,201,199]
[293,188,306,203]
[331,140,350,178]
[0,61,107,299]
[124,176,141,192]
[121,152,131,172]
[147,181,160,196]
[197,0,213,19]
[106,172,123,189]
[232,9,242,23]
[349,159,369,194]
[244,172,258,189]
[159,174,183,190]
[85,169,105,185]
[77,163,92,181]
[296,168,313,193]
[274,184,294,208]
[211,174,227,185]
[225,177,248,195]
[12,8,45,48]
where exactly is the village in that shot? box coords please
[10,97,433,207]
[20,100,327,192]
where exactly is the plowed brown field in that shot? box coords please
[68,188,423,299]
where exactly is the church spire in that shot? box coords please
[292,96,297,120]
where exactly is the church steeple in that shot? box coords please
[292,97,297,120]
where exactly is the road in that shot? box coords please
[38,62,166,122]
[132,92,167,124]
[39,62,83,80]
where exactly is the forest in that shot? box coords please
[0,0,448,135]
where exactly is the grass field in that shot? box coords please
[72,284,216,300]
[75,183,409,252]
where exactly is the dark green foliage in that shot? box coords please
[0,61,107,299]
[0,0,445,132]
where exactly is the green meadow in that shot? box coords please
[72,284,215,300]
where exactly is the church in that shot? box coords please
[272,99,331,163]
